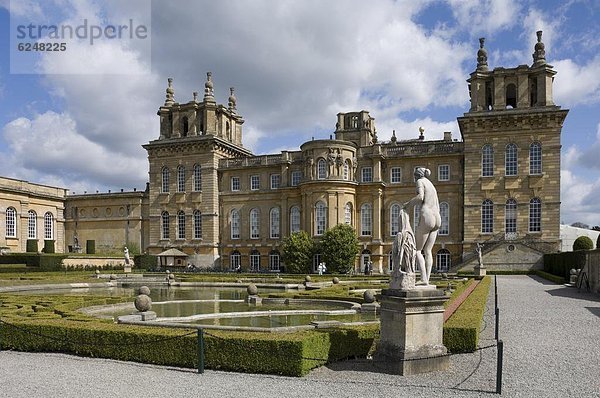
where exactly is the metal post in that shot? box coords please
[495,307,499,340]
[494,274,498,310]
[496,339,504,394]
[197,328,204,374]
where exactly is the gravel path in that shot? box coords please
[1,276,598,397]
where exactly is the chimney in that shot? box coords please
[444,131,452,141]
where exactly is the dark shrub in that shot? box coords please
[573,236,593,251]
[43,240,55,254]
[86,240,96,254]
[26,239,38,253]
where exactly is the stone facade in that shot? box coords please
[0,33,568,273]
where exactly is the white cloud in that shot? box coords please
[561,168,600,226]
[447,0,520,36]
[553,57,600,107]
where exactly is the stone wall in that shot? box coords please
[62,256,128,270]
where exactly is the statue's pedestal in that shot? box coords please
[374,287,449,375]
[474,266,486,277]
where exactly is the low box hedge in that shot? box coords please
[443,276,491,353]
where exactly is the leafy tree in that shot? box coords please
[571,222,590,229]
[573,236,593,251]
[319,224,359,274]
[281,231,314,274]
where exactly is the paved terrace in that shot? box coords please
[1,275,599,397]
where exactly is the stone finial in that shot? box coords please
[477,37,488,71]
[418,126,425,140]
[391,129,397,143]
[193,91,198,102]
[532,30,546,66]
[228,87,237,112]
[164,77,175,106]
[204,72,215,101]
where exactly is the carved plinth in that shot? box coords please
[374,288,449,375]
[474,266,486,277]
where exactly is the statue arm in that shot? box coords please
[403,181,424,209]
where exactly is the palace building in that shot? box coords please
[1,32,568,273]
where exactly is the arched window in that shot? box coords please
[390,203,401,236]
[193,210,202,239]
[270,207,280,239]
[231,209,240,239]
[481,199,494,233]
[27,210,37,239]
[177,211,186,239]
[505,199,517,234]
[5,207,16,238]
[529,142,542,175]
[317,158,327,180]
[343,160,349,180]
[388,250,394,272]
[193,164,202,191]
[360,203,372,236]
[505,143,518,176]
[230,250,241,271]
[344,203,353,225]
[290,206,301,233]
[529,198,542,232]
[161,167,170,193]
[250,249,261,271]
[506,83,517,108]
[161,211,170,239]
[315,201,327,235]
[436,249,451,272]
[439,202,449,235]
[482,144,494,177]
[250,208,260,239]
[181,116,189,137]
[269,250,281,271]
[177,165,186,192]
[44,212,54,240]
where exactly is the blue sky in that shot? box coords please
[1,0,600,226]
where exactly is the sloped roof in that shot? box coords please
[157,248,188,257]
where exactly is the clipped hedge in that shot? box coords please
[443,276,491,353]
[43,240,55,254]
[26,240,38,253]
[0,254,67,271]
[534,270,566,285]
[86,240,96,255]
[133,254,157,270]
[544,251,587,279]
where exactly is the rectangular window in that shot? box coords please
[250,175,260,191]
[291,171,302,186]
[231,176,240,192]
[269,254,280,271]
[390,167,402,183]
[438,165,449,181]
[270,174,281,189]
[361,167,373,183]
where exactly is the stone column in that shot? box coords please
[374,287,449,375]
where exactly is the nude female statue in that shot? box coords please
[403,167,441,285]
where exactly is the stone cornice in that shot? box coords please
[458,108,568,136]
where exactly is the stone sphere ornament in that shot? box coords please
[247,283,258,296]
[138,285,151,295]
[305,275,312,283]
[134,294,152,312]
[363,289,376,304]
[109,274,117,280]
[332,277,340,284]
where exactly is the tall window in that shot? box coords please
[231,209,240,239]
[529,142,542,175]
[27,210,37,239]
[250,208,260,239]
[439,202,449,235]
[270,207,280,239]
[361,203,372,236]
[177,211,186,239]
[290,206,301,233]
[161,167,170,193]
[317,158,327,180]
[436,249,451,272]
[231,176,240,191]
[482,144,494,177]
[181,116,189,136]
[315,201,327,235]
[391,167,402,183]
[177,166,186,192]
[529,198,542,232]
[505,199,517,234]
[193,210,202,239]
[291,171,302,186]
[193,164,202,191]
[161,211,170,239]
[230,251,241,271]
[505,143,518,176]
[5,207,16,238]
[270,174,281,189]
[481,199,494,233]
[390,203,401,236]
[343,160,349,180]
[344,203,352,225]
[269,251,280,271]
[361,167,373,182]
[250,175,260,190]
[438,164,450,181]
[44,212,53,240]
[250,249,261,271]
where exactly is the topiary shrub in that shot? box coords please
[26,239,38,253]
[86,240,96,254]
[573,236,593,251]
[43,240,55,254]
